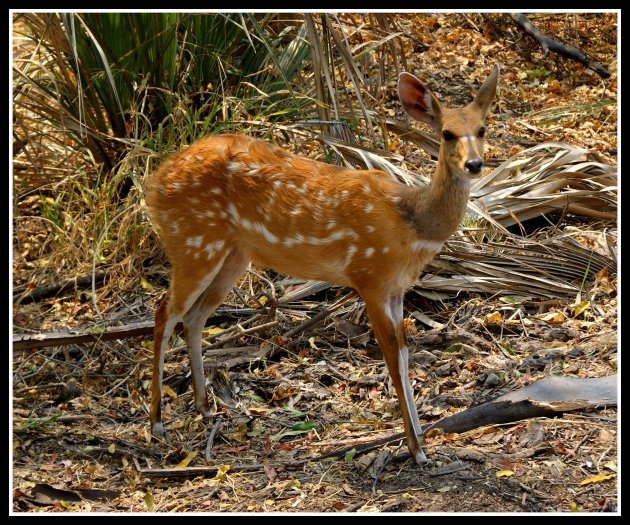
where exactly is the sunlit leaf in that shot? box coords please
[579,473,615,486]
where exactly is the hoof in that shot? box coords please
[414,449,429,464]
[195,400,213,418]
[151,421,171,443]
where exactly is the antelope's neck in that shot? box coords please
[397,157,471,243]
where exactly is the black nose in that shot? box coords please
[465,159,484,174]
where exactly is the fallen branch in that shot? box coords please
[137,461,308,480]
[13,321,156,352]
[13,270,108,304]
[509,13,610,78]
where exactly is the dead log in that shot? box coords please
[509,13,610,78]
[426,374,617,436]
[12,321,156,351]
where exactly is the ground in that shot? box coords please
[12,13,618,514]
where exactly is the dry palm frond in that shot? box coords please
[421,233,616,299]
[470,142,617,228]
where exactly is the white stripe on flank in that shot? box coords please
[343,245,357,269]
[251,222,279,244]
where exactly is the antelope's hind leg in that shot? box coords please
[150,247,247,438]
[181,248,249,418]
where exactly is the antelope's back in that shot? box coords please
[144,134,419,288]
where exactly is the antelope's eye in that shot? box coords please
[478,127,486,138]
[442,130,455,141]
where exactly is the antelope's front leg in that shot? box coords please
[364,293,427,463]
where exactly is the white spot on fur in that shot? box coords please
[210,187,222,195]
[365,247,375,258]
[219,211,228,219]
[326,220,336,230]
[345,228,359,240]
[248,166,260,176]
[365,203,374,213]
[382,246,390,254]
[363,184,371,194]
[204,210,215,218]
[186,236,203,249]
[195,155,204,161]
[204,240,225,260]
[227,203,240,221]
[273,180,282,189]
[366,225,375,233]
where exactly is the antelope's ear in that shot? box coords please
[473,64,499,117]
[398,72,442,131]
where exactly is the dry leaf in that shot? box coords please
[176,450,198,468]
[579,473,615,486]
[538,312,566,324]
[573,301,591,317]
[215,464,232,481]
[163,385,177,398]
[139,276,154,290]
[484,311,503,325]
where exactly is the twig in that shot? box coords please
[14,382,66,396]
[204,320,279,350]
[509,13,610,78]
[283,292,354,339]
[371,441,406,493]
[204,417,223,462]
[137,461,308,479]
